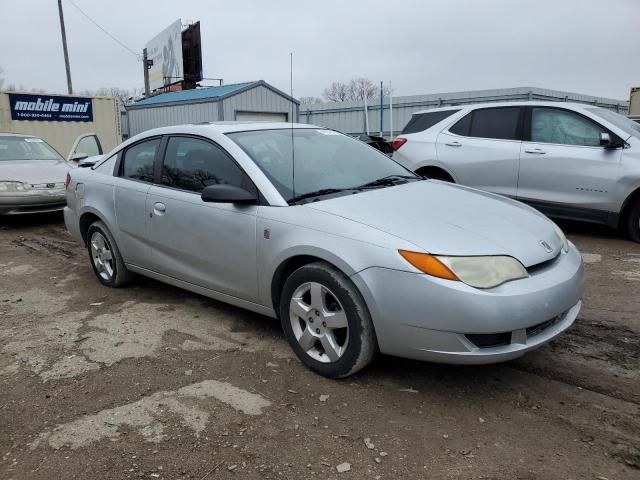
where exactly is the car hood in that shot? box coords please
[0,159,71,184]
[305,180,562,267]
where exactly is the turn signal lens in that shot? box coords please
[398,250,459,281]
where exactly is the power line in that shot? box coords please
[66,0,140,59]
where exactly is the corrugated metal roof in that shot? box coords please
[130,82,256,108]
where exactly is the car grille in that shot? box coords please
[526,251,561,274]
[465,332,512,348]
[526,313,564,339]
[466,310,568,349]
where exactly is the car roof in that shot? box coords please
[0,132,37,138]
[133,122,321,138]
[192,121,318,133]
[410,101,599,116]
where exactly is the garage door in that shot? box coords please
[235,111,288,122]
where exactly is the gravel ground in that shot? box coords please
[1,213,639,480]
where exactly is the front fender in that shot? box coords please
[255,211,415,308]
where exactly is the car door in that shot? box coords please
[147,135,260,301]
[517,106,622,220]
[68,133,102,162]
[113,137,161,268]
[435,106,523,197]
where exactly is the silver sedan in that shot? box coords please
[0,133,70,215]
[64,123,584,378]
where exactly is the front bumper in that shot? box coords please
[0,192,66,215]
[351,244,585,365]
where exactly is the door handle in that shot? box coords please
[524,148,546,154]
[153,202,166,216]
[445,141,462,147]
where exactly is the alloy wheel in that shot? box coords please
[289,282,349,363]
[90,231,114,281]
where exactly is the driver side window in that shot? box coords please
[531,108,603,147]
[161,137,251,194]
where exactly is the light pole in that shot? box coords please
[57,0,73,94]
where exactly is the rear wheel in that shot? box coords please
[280,262,377,378]
[627,199,640,243]
[87,221,132,287]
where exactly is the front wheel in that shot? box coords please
[627,199,640,243]
[87,220,132,287]
[280,262,377,378]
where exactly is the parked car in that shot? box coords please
[64,122,584,378]
[0,132,103,215]
[392,102,640,241]
[358,134,393,155]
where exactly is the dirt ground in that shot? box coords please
[1,213,639,480]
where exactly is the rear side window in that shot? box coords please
[402,110,459,134]
[449,107,521,140]
[121,138,160,182]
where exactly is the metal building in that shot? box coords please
[300,86,629,138]
[125,80,299,137]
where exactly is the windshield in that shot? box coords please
[0,136,62,162]
[586,107,640,139]
[228,128,415,202]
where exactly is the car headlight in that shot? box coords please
[551,222,569,254]
[399,250,528,289]
[0,181,27,192]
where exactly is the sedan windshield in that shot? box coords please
[0,137,62,162]
[228,128,416,202]
[586,107,640,139]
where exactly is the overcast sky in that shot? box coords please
[1,0,638,100]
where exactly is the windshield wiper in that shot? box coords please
[356,174,418,189]
[288,188,357,205]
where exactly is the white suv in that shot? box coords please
[392,101,640,241]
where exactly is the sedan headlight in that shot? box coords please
[399,250,528,289]
[0,181,27,192]
[551,222,569,254]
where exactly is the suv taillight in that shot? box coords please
[65,173,71,189]
[391,137,407,151]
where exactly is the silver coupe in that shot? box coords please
[64,122,584,378]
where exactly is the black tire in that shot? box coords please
[279,262,377,378]
[86,220,132,287]
[418,168,454,182]
[627,199,640,243]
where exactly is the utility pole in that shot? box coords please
[143,48,152,97]
[57,0,73,94]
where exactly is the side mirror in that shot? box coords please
[600,132,623,149]
[70,152,89,162]
[201,184,257,204]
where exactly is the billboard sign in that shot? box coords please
[146,19,183,91]
[182,21,203,85]
[9,93,93,122]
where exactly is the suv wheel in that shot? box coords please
[87,220,132,287]
[627,199,640,243]
[280,262,377,378]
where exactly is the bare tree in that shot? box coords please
[320,78,393,103]
[347,78,378,101]
[322,81,350,102]
[299,96,323,105]
[79,87,141,105]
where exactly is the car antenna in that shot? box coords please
[290,51,296,201]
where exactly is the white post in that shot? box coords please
[389,92,393,139]
[363,95,370,135]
